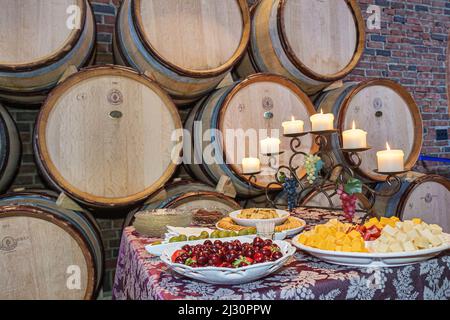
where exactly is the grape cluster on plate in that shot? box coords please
[171,237,284,268]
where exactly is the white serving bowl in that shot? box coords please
[229,209,290,227]
[160,237,296,285]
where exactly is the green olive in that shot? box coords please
[188,235,198,241]
[219,230,230,238]
[200,231,209,239]
[151,241,162,246]
[229,231,238,237]
[248,228,257,235]
[238,229,248,236]
[178,234,188,242]
[210,230,221,238]
[169,237,179,243]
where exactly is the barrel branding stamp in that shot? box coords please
[107,89,123,106]
[0,236,18,252]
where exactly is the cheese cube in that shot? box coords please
[342,236,352,246]
[348,230,361,240]
[401,223,414,233]
[383,225,398,236]
[429,224,443,235]
[351,241,364,252]
[335,231,346,239]
[390,216,400,222]
[406,229,420,241]
[335,245,343,252]
[375,243,389,253]
[412,218,422,225]
[395,232,408,242]
[364,221,376,229]
[402,241,416,252]
[342,244,353,252]
[413,237,430,249]
[389,243,404,252]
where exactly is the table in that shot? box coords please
[112,208,450,300]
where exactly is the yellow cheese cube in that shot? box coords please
[348,230,361,240]
[342,236,352,246]
[364,221,376,229]
[412,218,422,225]
[335,245,343,252]
[335,231,346,239]
[380,217,391,226]
[325,241,336,251]
[342,244,353,252]
[351,240,364,252]
[390,216,400,222]
[369,217,379,225]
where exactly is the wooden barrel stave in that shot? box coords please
[374,174,450,232]
[0,191,103,300]
[0,1,96,106]
[0,103,21,192]
[34,65,183,210]
[115,0,251,105]
[315,79,423,182]
[234,0,365,95]
[184,73,318,197]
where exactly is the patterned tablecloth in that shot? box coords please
[112,208,450,300]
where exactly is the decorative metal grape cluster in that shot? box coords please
[244,130,406,222]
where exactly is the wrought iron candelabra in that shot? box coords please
[244,130,408,222]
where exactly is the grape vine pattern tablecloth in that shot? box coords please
[112,208,450,300]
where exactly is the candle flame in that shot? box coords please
[291,115,295,121]
[386,142,391,151]
[352,121,356,130]
[320,109,324,115]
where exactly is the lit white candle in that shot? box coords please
[282,116,304,135]
[310,109,334,131]
[342,121,368,149]
[260,137,281,155]
[376,143,404,172]
[242,158,261,174]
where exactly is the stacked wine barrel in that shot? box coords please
[0,0,96,106]
[0,0,448,300]
[0,190,103,300]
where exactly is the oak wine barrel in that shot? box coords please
[374,173,450,232]
[0,190,103,300]
[0,0,96,106]
[125,180,241,227]
[315,79,423,182]
[0,103,21,192]
[184,73,318,197]
[233,0,365,95]
[114,0,251,105]
[34,65,183,210]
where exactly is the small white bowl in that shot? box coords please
[229,209,290,227]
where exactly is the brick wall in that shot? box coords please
[4,0,449,298]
